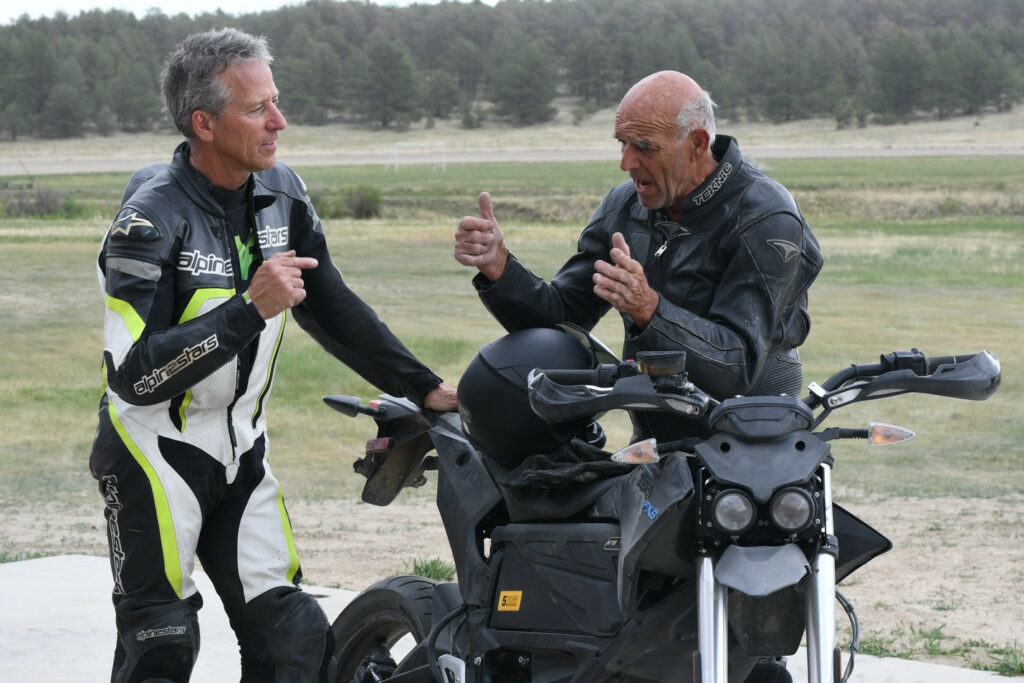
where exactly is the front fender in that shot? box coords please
[715,544,810,596]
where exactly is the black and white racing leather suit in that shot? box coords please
[473,136,823,441]
[90,141,443,679]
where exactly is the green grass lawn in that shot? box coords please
[0,156,1021,507]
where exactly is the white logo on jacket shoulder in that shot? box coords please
[258,224,289,249]
[767,239,800,262]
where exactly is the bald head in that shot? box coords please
[617,71,716,143]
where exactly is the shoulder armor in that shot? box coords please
[107,207,162,242]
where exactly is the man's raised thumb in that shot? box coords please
[478,191,495,223]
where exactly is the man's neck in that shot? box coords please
[187,144,249,190]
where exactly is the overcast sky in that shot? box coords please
[2,0,496,26]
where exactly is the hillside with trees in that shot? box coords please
[0,0,1021,140]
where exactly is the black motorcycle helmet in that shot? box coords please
[457,326,600,468]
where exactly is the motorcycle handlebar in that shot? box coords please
[534,363,621,388]
[815,350,999,406]
[924,353,977,373]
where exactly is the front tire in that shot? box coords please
[331,575,437,683]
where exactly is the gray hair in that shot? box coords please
[160,27,274,139]
[677,89,717,145]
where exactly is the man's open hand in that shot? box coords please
[593,232,659,327]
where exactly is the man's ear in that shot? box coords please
[688,128,711,159]
[191,110,215,142]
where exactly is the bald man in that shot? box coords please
[455,71,822,448]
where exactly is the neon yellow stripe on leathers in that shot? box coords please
[175,288,234,431]
[276,485,301,582]
[105,294,146,342]
[178,288,235,324]
[252,310,286,425]
[107,401,184,597]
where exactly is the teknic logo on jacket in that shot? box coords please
[692,162,733,206]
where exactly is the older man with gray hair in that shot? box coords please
[455,69,822,452]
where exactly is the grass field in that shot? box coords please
[1,141,1022,670]
[1,153,1020,502]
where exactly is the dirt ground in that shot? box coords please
[5,487,1022,671]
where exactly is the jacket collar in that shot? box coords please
[167,141,276,215]
[647,134,743,226]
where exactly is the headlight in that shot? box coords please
[711,489,756,535]
[769,487,815,533]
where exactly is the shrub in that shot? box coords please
[309,185,382,220]
[345,185,382,219]
[0,187,81,218]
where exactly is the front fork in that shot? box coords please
[696,463,838,683]
[806,463,837,683]
[697,555,728,683]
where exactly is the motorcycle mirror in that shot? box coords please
[610,438,660,464]
[323,395,381,418]
[556,322,620,365]
[866,422,915,447]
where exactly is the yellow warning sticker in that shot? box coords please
[497,590,523,612]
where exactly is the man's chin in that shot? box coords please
[255,153,278,171]
[636,194,662,211]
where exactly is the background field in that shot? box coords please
[1,113,1022,672]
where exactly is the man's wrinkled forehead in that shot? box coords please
[614,100,678,142]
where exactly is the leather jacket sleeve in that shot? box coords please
[629,209,812,397]
[287,198,443,405]
[100,207,267,406]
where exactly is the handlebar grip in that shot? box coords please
[534,363,619,388]
[878,350,980,376]
[925,353,976,374]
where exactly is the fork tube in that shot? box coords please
[698,555,728,683]
[806,463,836,683]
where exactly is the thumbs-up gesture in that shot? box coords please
[455,191,508,282]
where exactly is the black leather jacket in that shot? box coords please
[96,142,442,468]
[474,136,822,439]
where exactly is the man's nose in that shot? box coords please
[269,102,287,131]
[620,144,638,172]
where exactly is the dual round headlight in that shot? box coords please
[769,487,815,533]
[710,490,756,535]
[710,487,815,536]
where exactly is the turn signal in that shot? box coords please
[867,422,915,447]
[610,438,660,464]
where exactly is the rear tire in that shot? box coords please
[331,575,437,683]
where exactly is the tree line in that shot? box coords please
[1,0,1022,140]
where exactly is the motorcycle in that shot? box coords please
[323,330,1000,683]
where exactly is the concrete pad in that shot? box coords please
[0,555,1002,682]
[0,554,355,682]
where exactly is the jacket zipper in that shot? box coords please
[650,220,689,290]
[223,218,243,467]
